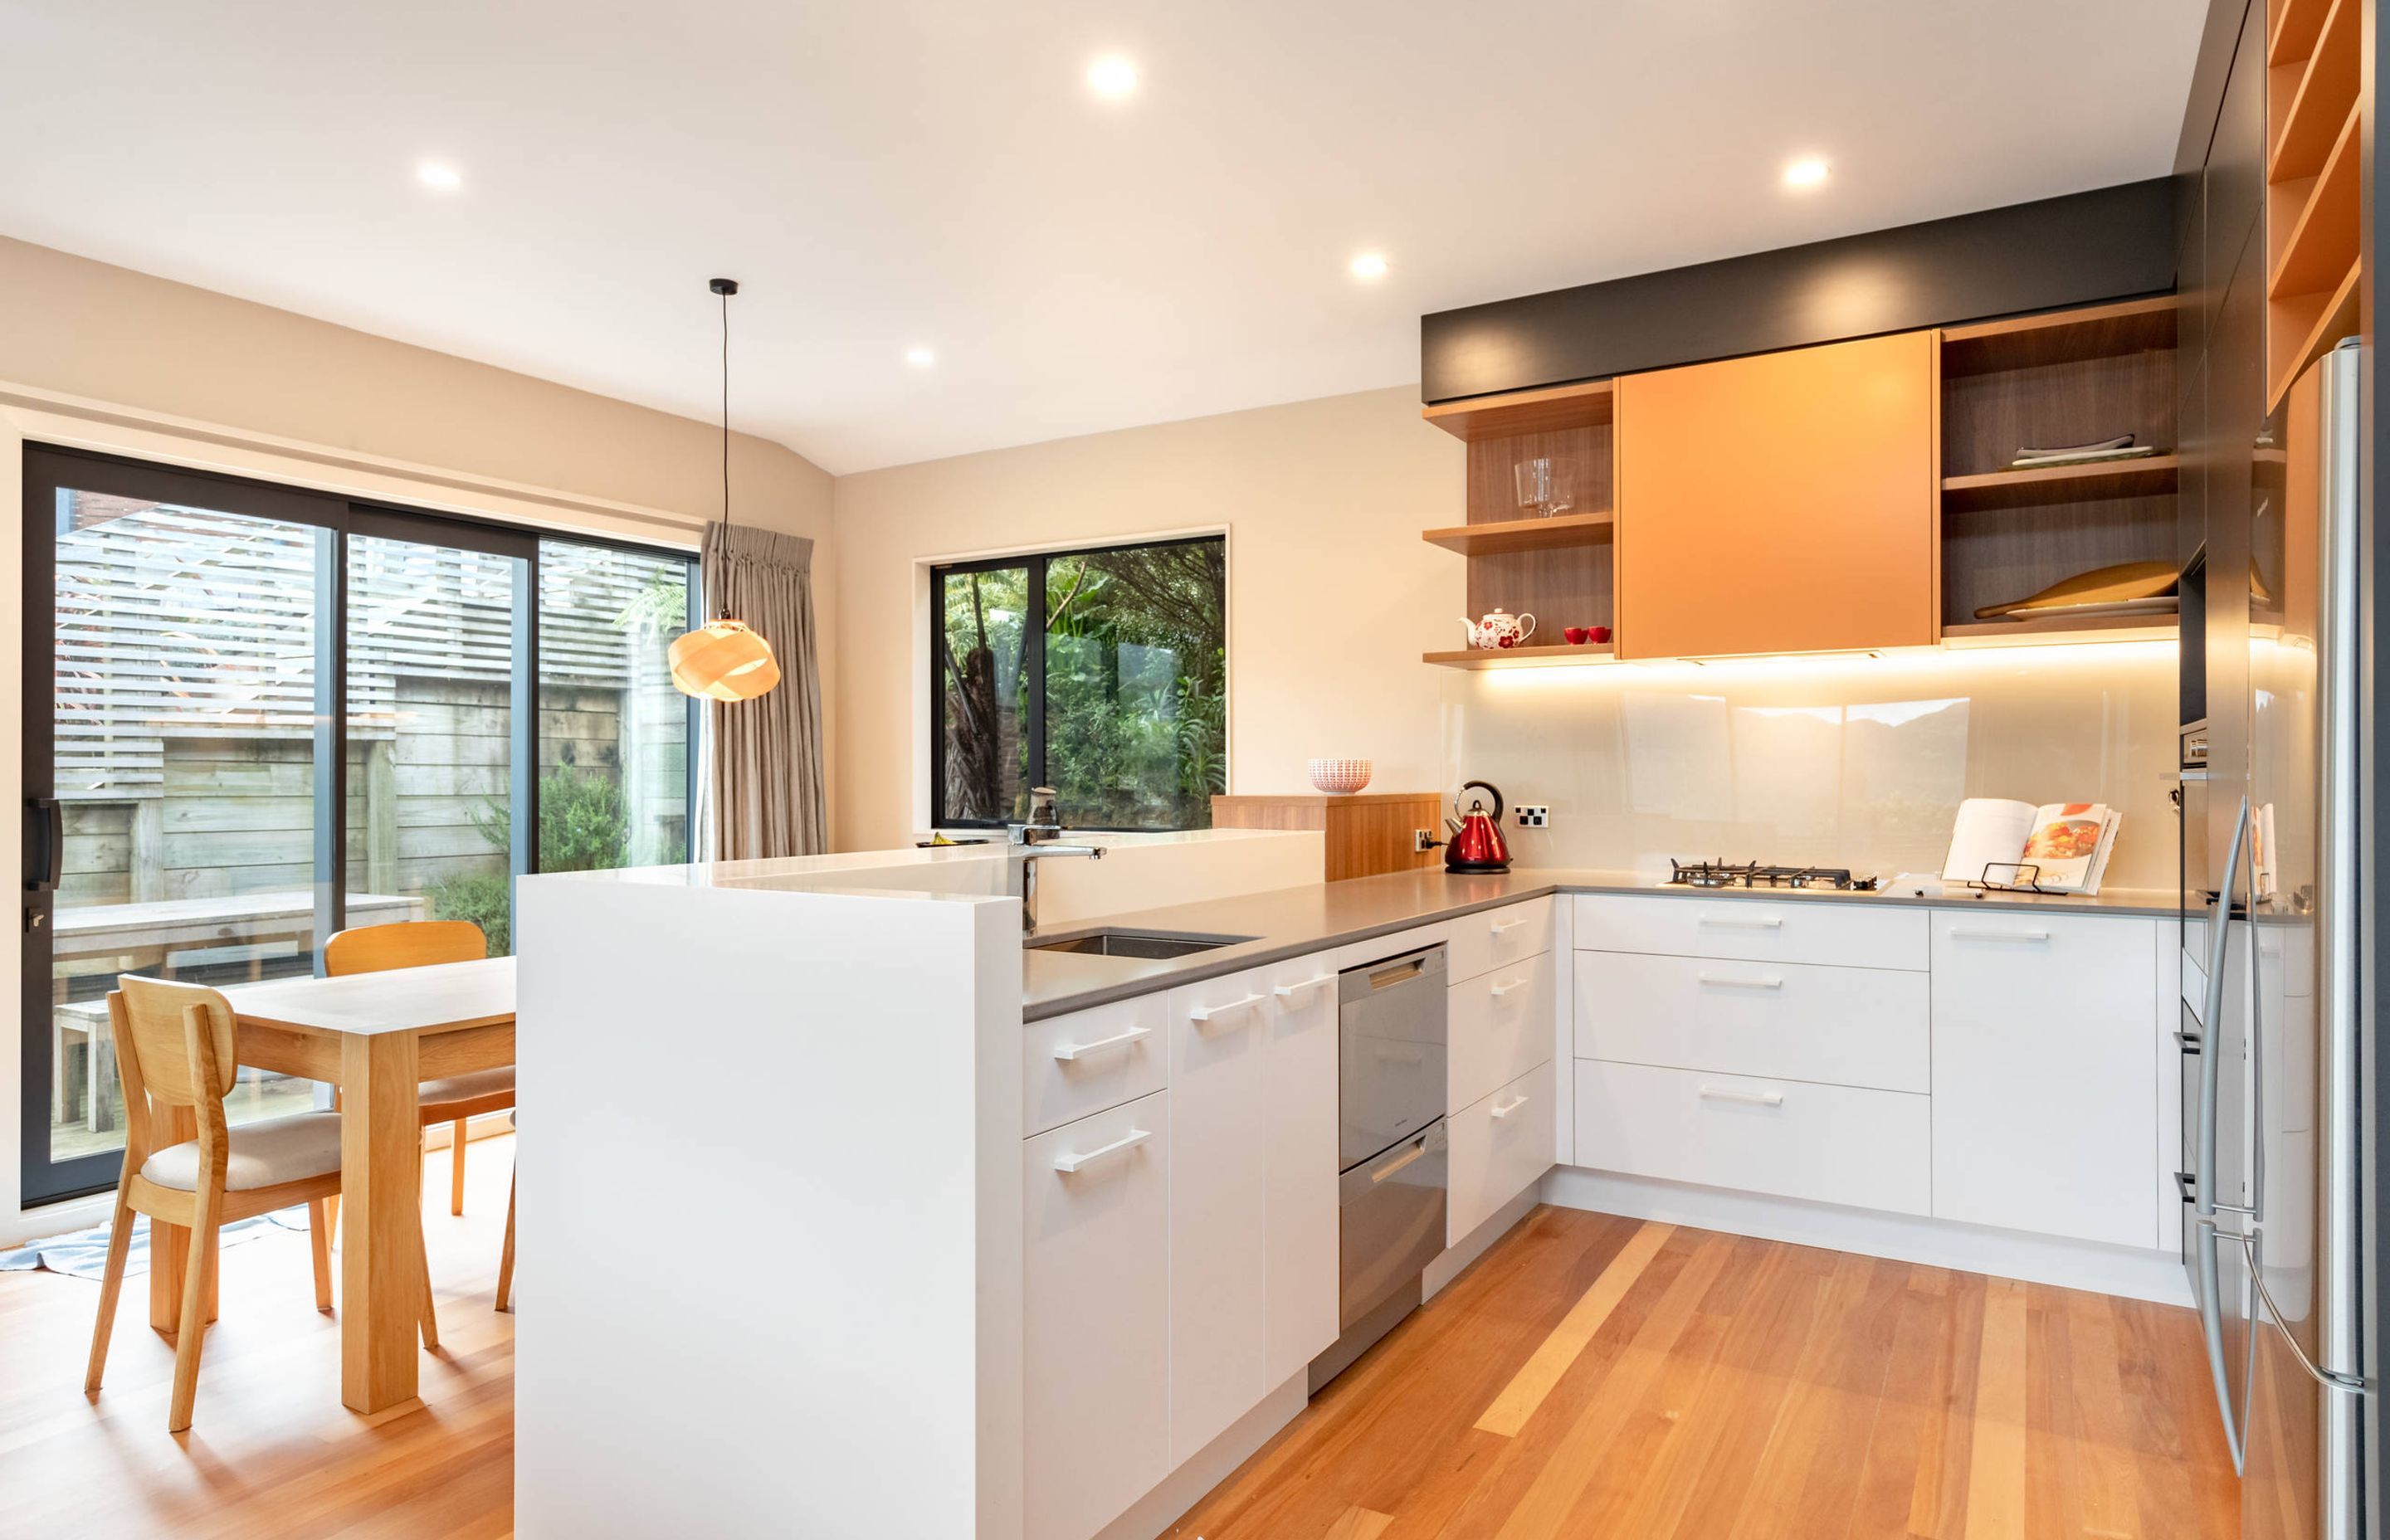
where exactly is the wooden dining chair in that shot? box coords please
[322,920,515,1221]
[84,977,344,1432]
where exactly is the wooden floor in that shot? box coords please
[0,1174,2237,1540]
[0,1133,515,1540]
[1168,1207,2241,1540]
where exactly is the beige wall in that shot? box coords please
[829,386,1465,852]
[0,235,835,1241]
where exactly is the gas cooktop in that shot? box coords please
[1665,859,1884,892]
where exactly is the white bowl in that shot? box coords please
[1306,758,1373,794]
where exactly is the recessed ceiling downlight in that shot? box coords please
[1087,56,1139,99]
[1349,252,1390,280]
[905,346,936,368]
[416,161,463,192]
[1783,157,1830,190]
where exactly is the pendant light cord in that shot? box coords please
[719,284,732,620]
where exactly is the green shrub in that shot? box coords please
[425,872,510,956]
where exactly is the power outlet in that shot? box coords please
[1515,805,1549,828]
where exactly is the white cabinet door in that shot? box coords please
[1261,953,1340,1387]
[1929,913,2159,1248]
[1448,898,1554,983]
[1573,893,1929,971]
[1022,993,1168,1138]
[1449,1059,1556,1244]
[1166,969,1272,1463]
[1023,1092,1170,1540]
[1450,953,1555,1114]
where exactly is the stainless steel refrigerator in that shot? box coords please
[2183,338,2369,1537]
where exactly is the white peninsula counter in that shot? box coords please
[510,830,1324,1540]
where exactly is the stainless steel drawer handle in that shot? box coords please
[1490,915,1531,934]
[1369,1141,1429,1184]
[1696,972,1784,990]
[1490,1094,1529,1119]
[1272,974,1335,1000]
[1051,1025,1153,1061]
[1490,976,1531,998]
[1698,1084,1785,1108]
[1698,916,1783,930]
[1053,1128,1151,1173]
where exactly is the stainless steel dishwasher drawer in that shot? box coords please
[1338,1118,1449,1332]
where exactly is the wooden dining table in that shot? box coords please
[213,955,515,1415]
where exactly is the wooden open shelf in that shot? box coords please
[1939,295,2176,377]
[2268,256,2360,408]
[1422,378,1614,441]
[2267,0,2358,182]
[2268,104,2358,300]
[1940,455,2181,511]
[2271,0,2331,63]
[1940,611,2180,646]
[1422,510,1613,557]
[1423,643,1614,670]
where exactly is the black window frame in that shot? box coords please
[928,532,1226,834]
[19,444,701,1208]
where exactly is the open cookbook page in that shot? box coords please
[1941,798,2120,893]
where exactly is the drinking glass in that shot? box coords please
[1513,456,1574,517]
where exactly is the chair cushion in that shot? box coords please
[418,1067,515,1111]
[139,1112,342,1192]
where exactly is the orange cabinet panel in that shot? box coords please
[1615,331,1939,658]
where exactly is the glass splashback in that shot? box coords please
[1437,642,2178,892]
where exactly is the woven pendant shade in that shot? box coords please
[669,617,781,702]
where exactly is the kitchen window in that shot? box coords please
[931,535,1226,831]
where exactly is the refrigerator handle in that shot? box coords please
[2191,796,2250,1473]
[2194,796,2246,1221]
[2212,1225,2368,1393]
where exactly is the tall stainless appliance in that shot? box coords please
[1310,943,1449,1392]
[2184,339,2369,1536]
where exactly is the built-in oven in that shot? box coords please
[1311,943,1449,1393]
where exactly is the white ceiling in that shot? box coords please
[2,1,2207,475]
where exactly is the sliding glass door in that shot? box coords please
[21,448,696,1206]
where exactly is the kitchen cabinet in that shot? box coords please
[1449,1058,1556,1244]
[1615,330,1938,658]
[1022,1091,1171,1540]
[1573,949,1929,1094]
[1929,912,2159,1248]
[1022,993,1168,1138]
[1261,953,1341,1386]
[1165,969,1273,1462]
[1574,1059,1932,1216]
[1210,793,1442,882]
[1571,893,1927,972]
[1449,948,1554,1114]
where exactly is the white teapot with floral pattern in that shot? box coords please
[1459,607,1537,650]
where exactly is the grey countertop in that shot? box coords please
[1019,867,2178,1021]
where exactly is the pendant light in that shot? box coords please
[669,276,783,702]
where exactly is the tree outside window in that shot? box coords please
[934,536,1226,831]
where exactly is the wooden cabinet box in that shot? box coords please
[1212,793,1440,882]
[1614,331,1939,658]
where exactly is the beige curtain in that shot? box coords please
[700,521,827,860]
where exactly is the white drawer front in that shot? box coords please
[1022,994,1168,1138]
[1448,898,1554,984]
[1573,951,1928,1094]
[1449,955,1556,1113]
[1449,1059,1556,1245]
[1023,1092,1170,1540]
[1573,893,1928,972]
[1572,1060,1930,1216]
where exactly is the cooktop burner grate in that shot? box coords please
[1666,859,1883,892]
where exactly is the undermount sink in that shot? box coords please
[1026,929,1253,960]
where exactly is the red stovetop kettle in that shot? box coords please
[1443,780,1512,874]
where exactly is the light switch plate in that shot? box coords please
[1515,805,1549,827]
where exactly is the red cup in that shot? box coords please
[1563,626,1592,645]
[1588,625,1612,644]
